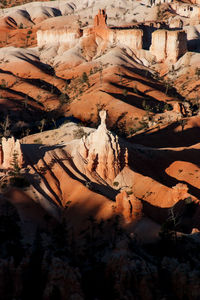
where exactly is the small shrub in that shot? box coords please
[73,128,86,139]
[33,138,42,144]
[81,72,90,88]
[126,190,133,196]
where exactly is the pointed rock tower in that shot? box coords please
[0,137,23,169]
[77,111,128,184]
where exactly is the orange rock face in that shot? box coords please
[94,9,107,27]
[116,190,143,223]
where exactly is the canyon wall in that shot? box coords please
[37,28,82,47]
[167,30,187,62]
[36,10,187,63]
[150,30,187,62]
[150,30,167,61]
[84,10,143,50]
[115,29,143,50]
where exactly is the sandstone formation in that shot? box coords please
[37,9,143,53]
[115,29,143,50]
[37,28,82,48]
[150,29,187,62]
[0,137,23,169]
[1,0,200,299]
[171,2,200,22]
[172,183,190,204]
[116,190,143,223]
[35,9,188,64]
[76,111,128,184]
[94,9,107,27]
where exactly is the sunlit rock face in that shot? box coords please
[75,111,128,184]
[150,30,187,62]
[115,29,143,50]
[0,137,23,169]
[116,190,143,223]
[37,9,143,54]
[37,28,82,47]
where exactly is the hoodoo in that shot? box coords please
[0,137,23,169]
[75,111,128,184]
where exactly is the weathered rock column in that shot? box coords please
[0,137,23,169]
[78,111,128,184]
[150,30,187,63]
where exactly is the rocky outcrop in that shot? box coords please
[171,3,200,22]
[94,9,107,27]
[77,111,128,184]
[167,30,187,62]
[169,17,183,29]
[0,137,23,169]
[172,183,190,204]
[150,30,187,62]
[37,28,82,47]
[115,29,143,50]
[116,190,143,223]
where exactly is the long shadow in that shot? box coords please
[0,87,44,107]
[188,39,200,53]
[0,67,68,101]
[17,9,34,25]
[40,157,63,206]
[142,198,198,232]
[15,53,55,76]
[25,167,61,208]
[60,149,115,187]
[109,80,169,109]
[100,89,145,110]
[34,166,62,207]
[100,89,167,112]
[121,64,184,100]
[23,146,64,206]
[128,146,200,200]
[21,144,63,166]
[53,151,118,201]
[23,78,62,96]
[0,68,14,75]
[23,144,118,203]
[129,123,200,148]
[5,16,18,29]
